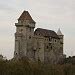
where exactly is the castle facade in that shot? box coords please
[14,11,64,64]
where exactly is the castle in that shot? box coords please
[14,11,65,64]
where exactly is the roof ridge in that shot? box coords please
[37,28,54,31]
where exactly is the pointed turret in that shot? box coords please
[57,28,64,40]
[57,28,63,36]
[57,28,64,55]
[18,11,35,23]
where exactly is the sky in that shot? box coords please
[0,0,75,59]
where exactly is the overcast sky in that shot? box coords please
[0,0,75,59]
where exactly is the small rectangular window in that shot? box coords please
[49,38,51,41]
[55,40,57,42]
[29,36,31,39]
[30,28,31,32]
[47,46,49,49]
[51,46,52,49]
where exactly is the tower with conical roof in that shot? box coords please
[57,28,64,55]
[14,11,36,59]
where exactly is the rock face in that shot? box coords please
[14,11,65,64]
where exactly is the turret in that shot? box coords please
[57,28,64,54]
[57,28,63,43]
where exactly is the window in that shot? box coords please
[39,48,40,49]
[60,42,63,44]
[49,43,51,46]
[29,36,31,39]
[16,53,17,55]
[29,28,31,32]
[55,39,57,42]
[39,34,40,35]
[49,38,51,41]
[47,46,49,49]
[33,49,36,59]
[51,46,52,50]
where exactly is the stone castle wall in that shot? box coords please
[14,11,64,64]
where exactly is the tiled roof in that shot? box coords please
[18,11,35,23]
[34,28,59,38]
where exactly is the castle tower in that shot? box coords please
[14,11,36,59]
[57,28,64,55]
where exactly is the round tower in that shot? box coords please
[57,28,64,54]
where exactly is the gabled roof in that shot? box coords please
[34,28,59,38]
[57,28,63,35]
[18,11,35,23]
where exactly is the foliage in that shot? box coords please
[0,58,75,75]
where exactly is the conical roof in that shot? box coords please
[57,28,63,35]
[18,11,35,23]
